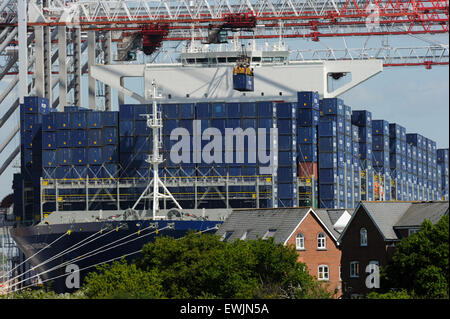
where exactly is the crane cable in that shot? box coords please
[3,231,68,280]
[8,225,219,294]
[5,224,126,286]
[7,223,169,291]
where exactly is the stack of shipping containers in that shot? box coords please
[343,105,358,208]
[437,149,449,200]
[407,133,425,200]
[297,92,319,207]
[318,97,347,209]
[12,93,449,224]
[275,102,298,208]
[389,123,407,200]
[18,97,49,221]
[372,120,391,200]
[351,110,374,201]
[426,138,438,200]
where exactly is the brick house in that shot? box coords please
[338,201,449,299]
[216,207,353,298]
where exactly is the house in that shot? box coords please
[338,201,449,298]
[215,207,353,298]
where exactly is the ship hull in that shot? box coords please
[9,219,222,293]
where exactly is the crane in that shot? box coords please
[0,0,448,178]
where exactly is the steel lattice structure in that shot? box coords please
[0,0,449,178]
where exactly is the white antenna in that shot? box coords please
[131,80,182,219]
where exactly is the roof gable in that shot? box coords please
[283,208,340,245]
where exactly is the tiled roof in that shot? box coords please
[215,208,310,244]
[394,201,449,228]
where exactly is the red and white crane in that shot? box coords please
[0,0,448,176]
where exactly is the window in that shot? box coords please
[221,231,233,242]
[339,266,342,281]
[241,230,249,240]
[263,229,276,240]
[295,233,305,250]
[360,228,368,246]
[408,228,420,236]
[318,265,329,281]
[350,261,359,278]
[317,232,326,250]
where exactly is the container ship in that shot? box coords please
[4,44,449,293]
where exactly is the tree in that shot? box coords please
[135,232,333,299]
[375,214,449,299]
[82,259,163,299]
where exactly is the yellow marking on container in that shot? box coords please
[43,181,48,186]
[63,123,66,127]
[252,193,256,199]
[15,216,21,221]
[155,229,159,235]
[67,230,71,235]
[48,144,51,147]
[58,196,63,202]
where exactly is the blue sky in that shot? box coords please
[0,51,448,201]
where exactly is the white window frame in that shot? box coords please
[350,261,359,278]
[221,231,233,242]
[317,232,326,250]
[263,229,276,240]
[295,233,305,250]
[360,227,368,246]
[240,230,249,240]
[318,265,329,281]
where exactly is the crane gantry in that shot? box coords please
[0,0,449,177]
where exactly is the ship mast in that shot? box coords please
[131,80,182,219]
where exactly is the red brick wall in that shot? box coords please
[285,212,343,298]
[339,206,395,298]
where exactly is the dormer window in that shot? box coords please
[221,231,233,242]
[263,229,276,240]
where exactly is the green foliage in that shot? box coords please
[135,233,333,299]
[0,287,86,299]
[82,259,163,299]
[5,233,334,299]
[367,289,412,299]
[380,214,449,299]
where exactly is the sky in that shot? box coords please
[0,41,448,202]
